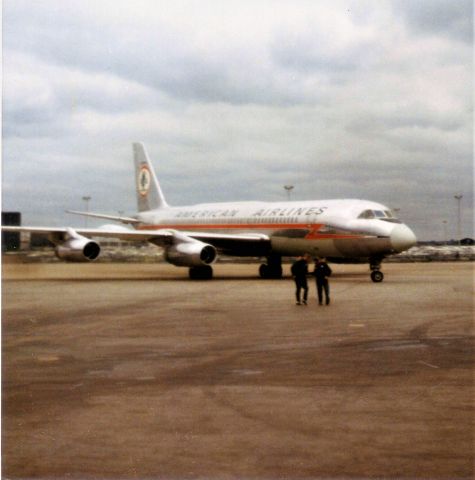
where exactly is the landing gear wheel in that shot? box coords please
[371,270,384,283]
[269,265,283,278]
[259,263,283,279]
[259,264,269,278]
[189,265,213,280]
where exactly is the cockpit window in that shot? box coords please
[358,209,402,221]
[358,209,375,219]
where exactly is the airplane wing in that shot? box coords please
[2,225,170,243]
[62,208,271,251]
[2,225,271,253]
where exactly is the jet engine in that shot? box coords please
[164,239,217,267]
[55,232,101,262]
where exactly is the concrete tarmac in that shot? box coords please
[2,262,474,479]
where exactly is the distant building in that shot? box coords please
[2,212,21,251]
[460,238,474,246]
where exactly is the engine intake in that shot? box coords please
[164,240,217,267]
[55,232,101,262]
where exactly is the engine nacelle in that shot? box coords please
[55,236,101,262]
[164,240,217,267]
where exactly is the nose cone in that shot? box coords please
[391,224,417,252]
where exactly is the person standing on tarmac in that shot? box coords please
[291,254,310,305]
[313,257,332,305]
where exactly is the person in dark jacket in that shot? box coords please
[291,254,310,305]
[313,257,332,305]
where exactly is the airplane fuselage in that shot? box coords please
[135,198,416,260]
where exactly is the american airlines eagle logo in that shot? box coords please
[138,165,151,196]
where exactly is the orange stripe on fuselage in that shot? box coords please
[136,223,366,240]
[136,222,321,231]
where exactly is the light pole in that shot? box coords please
[284,185,294,201]
[454,194,463,245]
[82,195,91,228]
[442,220,447,245]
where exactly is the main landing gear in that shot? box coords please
[369,257,384,283]
[189,265,213,280]
[259,255,283,279]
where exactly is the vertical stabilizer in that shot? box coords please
[133,143,169,211]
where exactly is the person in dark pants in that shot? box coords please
[291,254,310,305]
[313,257,332,305]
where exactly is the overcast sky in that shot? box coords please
[2,0,473,240]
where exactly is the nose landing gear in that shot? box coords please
[370,270,384,282]
[370,257,385,283]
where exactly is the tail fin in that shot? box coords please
[133,142,169,211]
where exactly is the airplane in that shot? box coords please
[2,143,417,281]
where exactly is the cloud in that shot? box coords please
[2,0,473,240]
[392,0,473,43]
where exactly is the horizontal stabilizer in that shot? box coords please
[66,210,140,225]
